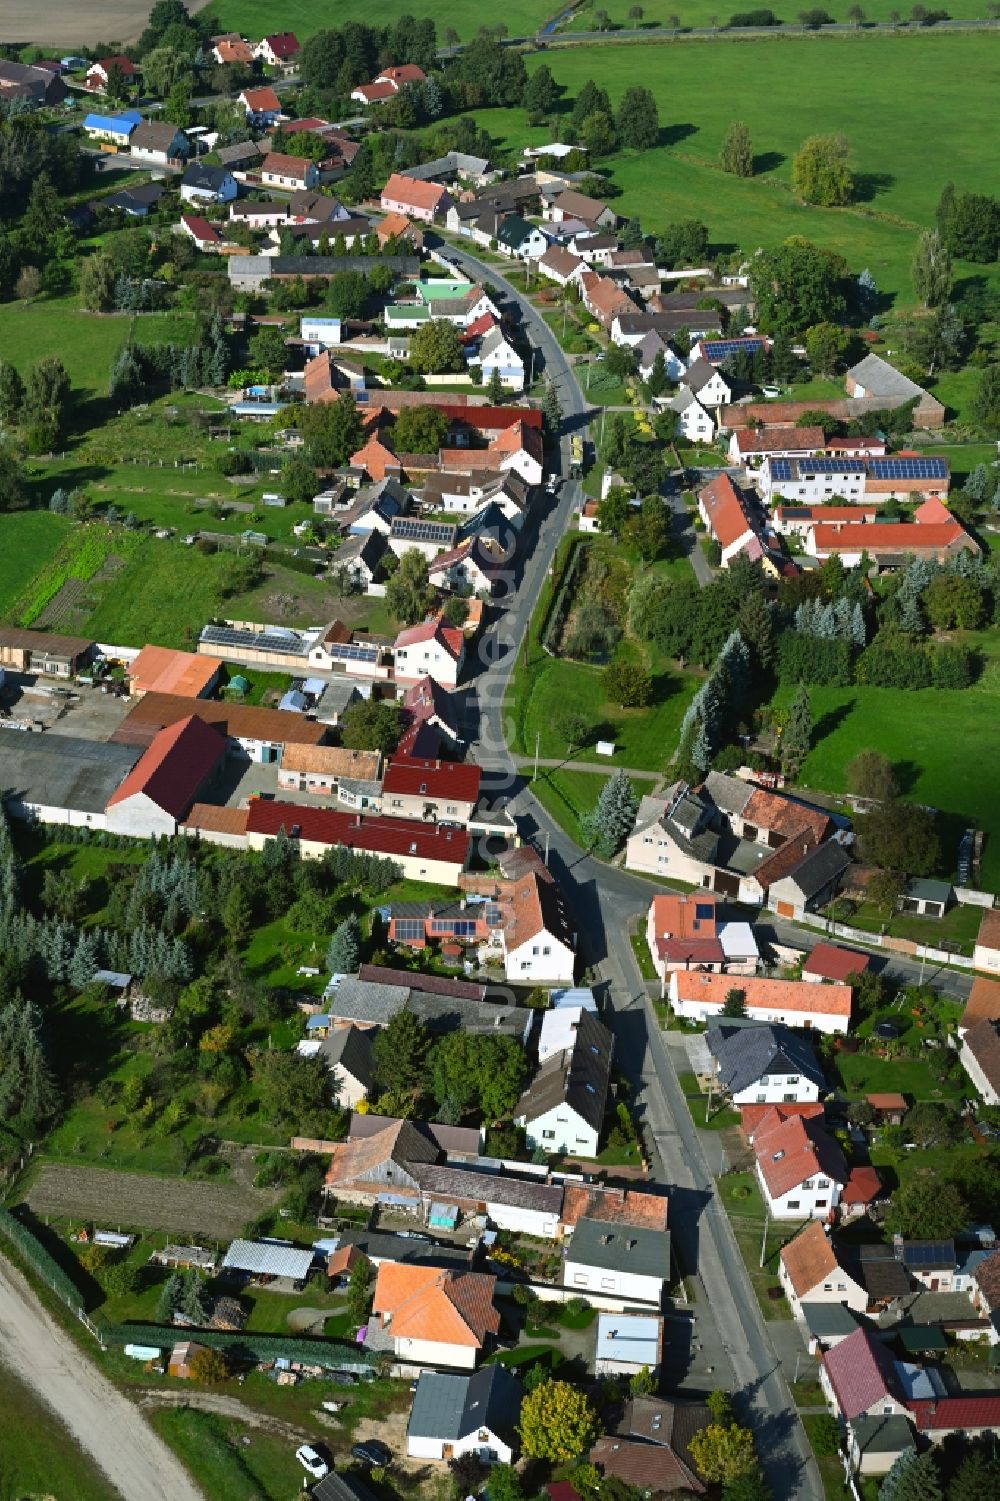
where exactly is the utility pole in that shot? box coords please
[533,728,540,782]
[544,830,550,864]
[759,1205,770,1269]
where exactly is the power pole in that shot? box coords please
[759,1205,770,1268]
[533,728,540,782]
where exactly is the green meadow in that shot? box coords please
[470,32,1000,311]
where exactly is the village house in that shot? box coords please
[805,513,979,569]
[645,892,759,993]
[246,802,469,885]
[0,59,67,107]
[667,387,715,445]
[537,245,584,287]
[545,188,617,231]
[276,745,382,799]
[179,215,231,254]
[329,531,387,593]
[959,975,1000,1037]
[729,425,826,467]
[351,63,426,106]
[368,1262,500,1368]
[698,475,761,567]
[564,1216,671,1307]
[261,152,320,191]
[759,456,868,506]
[211,35,255,65]
[705,1021,826,1106]
[407,1365,522,1464]
[377,211,423,249]
[751,1107,848,1219]
[595,1397,711,1496]
[238,84,283,125]
[82,109,141,148]
[501,870,576,985]
[129,119,189,167]
[475,328,525,392]
[515,1009,613,1158]
[105,716,228,839]
[684,358,732,410]
[180,162,238,205]
[254,32,300,70]
[380,173,451,224]
[302,1024,373,1108]
[820,1326,906,1421]
[112,690,330,765]
[779,1220,869,1321]
[960,1018,1000,1105]
[0,627,95,679]
[579,272,638,331]
[381,758,481,828]
[393,618,466,689]
[670,972,852,1035]
[85,55,138,93]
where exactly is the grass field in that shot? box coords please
[568,0,1000,28]
[151,1406,302,1501]
[0,1361,114,1500]
[0,296,199,398]
[770,661,1000,887]
[210,0,555,41]
[471,32,1000,314]
[0,511,72,617]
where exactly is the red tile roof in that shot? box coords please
[246,799,470,866]
[262,152,314,181]
[378,64,426,85]
[372,1264,499,1346]
[381,173,448,213]
[128,643,219,697]
[977,908,1000,954]
[780,1219,840,1298]
[822,1327,901,1420]
[914,496,952,524]
[241,85,281,112]
[742,787,830,844]
[813,521,969,553]
[698,475,751,549]
[394,618,465,661]
[961,976,1000,1031]
[261,31,299,57]
[383,757,482,804]
[180,214,223,245]
[734,425,825,453]
[908,1396,1000,1432]
[673,971,852,1020]
[752,1109,847,1199]
[739,1102,824,1135]
[107,715,226,820]
[802,943,870,983]
[841,1165,883,1206]
[355,80,397,103]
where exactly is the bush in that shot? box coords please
[729,7,780,22]
[776,631,853,686]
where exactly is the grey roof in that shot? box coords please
[801,1302,862,1339]
[619,1397,711,1467]
[408,1364,521,1444]
[182,161,233,190]
[778,840,851,898]
[349,1113,481,1156]
[332,530,386,570]
[215,139,262,165]
[407,990,527,1039]
[408,1162,564,1215]
[569,1216,670,1281]
[333,1228,472,1270]
[1,734,140,814]
[850,1414,915,1457]
[684,357,723,395]
[705,1021,825,1097]
[704,770,754,817]
[846,354,925,401]
[904,877,953,905]
[406,151,489,182]
[320,1024,374,1088]
[669,387,705,415]
[325,976,410,1025]
[847,1243,913,1300]
[497,215,536,250]
[316,680,362,719]
[131,119,185,151]
[516,1008,613,1134]
[314,1474,380,1501]
[107,181,164,210]
[221,1239,314,1279]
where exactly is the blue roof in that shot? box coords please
[84,111,141,134]
[279,690,307,711]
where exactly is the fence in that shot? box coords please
[787,908,978,971]
[541,535,588,655]
[102,1321,377,1369]
[0,1206,104,1346]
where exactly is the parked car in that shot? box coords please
[296,1444,330,1480]
[351,1440,392,1468]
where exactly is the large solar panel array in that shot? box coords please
[700,338,767,362]
[902,1241,953,1266]
[391,519,457,542]
[868,457,948,479]
[326,641,379,663]
[200,623,310,656]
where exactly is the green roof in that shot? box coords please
[896,1325,948,1353]
[385,304,430,322]
[417,281,472,301]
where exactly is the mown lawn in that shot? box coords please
[572,0,1000,25]
[829,1050,965,1102]
[770,672,1000,889]
[0,295,199,397]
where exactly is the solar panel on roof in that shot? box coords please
[803,458,867,474]
[770,458,793,480]
[868,458,947,479]
[702,338,766,360]
[326,642,378,662]
[392,520,455,541]
[201,624,310,655]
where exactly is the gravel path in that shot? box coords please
[0,1255,204,1501]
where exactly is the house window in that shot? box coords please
[787,1199,800,1209]
[817,1180,830,1189]
[816,1200,827,1208]
[601,1278,614,1290]
[756,1094,766,1104]
[573,1274,587,1285]
[542,1130,555,1140]
[789,1076,800,1085]
[823,1284,832,1292]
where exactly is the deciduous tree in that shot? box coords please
[720,120,753,177]
[518,1380,600,1462]
[911,229,953,309]
[689,1422,758,1485]
[792,134,854,207]
[385,549,436,624]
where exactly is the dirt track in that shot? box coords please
[0,1254,205,1501]
[0,0,211,46]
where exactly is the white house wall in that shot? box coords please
[521,1103,598,1158]
[563,1260,663,1306]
